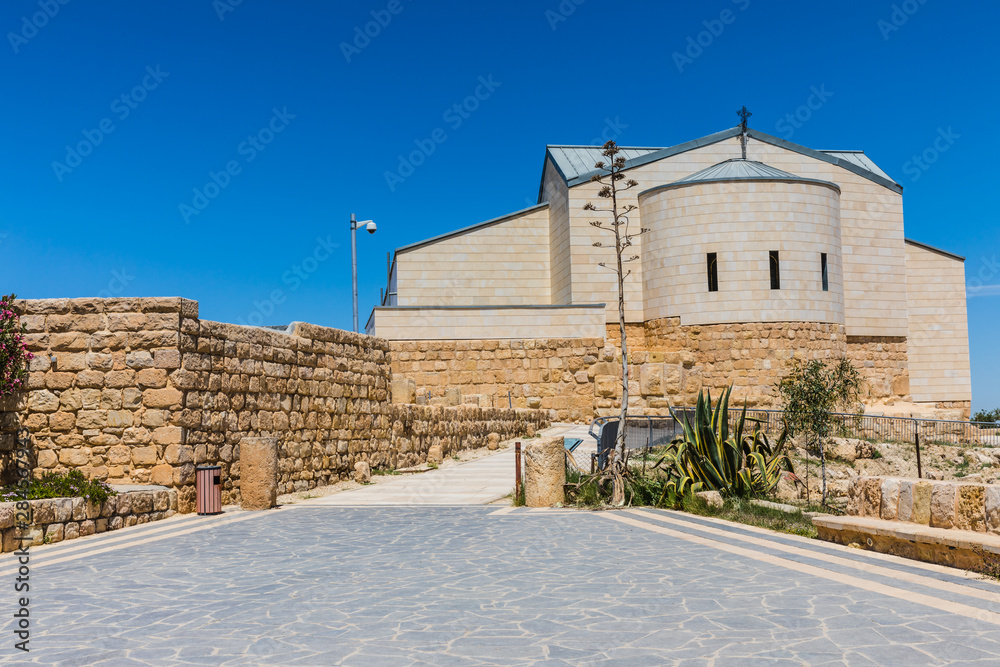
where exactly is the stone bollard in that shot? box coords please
[524,437,565,507]
[240,437,278,510]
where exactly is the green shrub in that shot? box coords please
[973,408,1000,425]
[0,470,116,504]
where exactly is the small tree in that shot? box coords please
[0,294,32,397]
[583,142,648,499]
[777,358,864,505]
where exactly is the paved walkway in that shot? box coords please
[299,424,591,507]
[6,426,1000,664]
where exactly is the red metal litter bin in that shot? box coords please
[196,465,222,515]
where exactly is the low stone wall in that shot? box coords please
[385,405,544,471]
[848,476,1000,533]
[0,486,177,552]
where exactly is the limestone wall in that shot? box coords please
[848,476,1000,534]
[639,179,845,326]
[845,336,909,401]
[0,486,177,552]
[394,204,552,306]
[369,305,606,340]
[3,298,548,512]
[388,318,904,422]
[389,338,604,423]
[9,297,194,485]
[904,241,972,406]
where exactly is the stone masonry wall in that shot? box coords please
[846,336,910,402]
[389,338,604,422]
[5,297,194,487]
[392,319,903,421]
[0,486,177,552]
[2,298,547,512]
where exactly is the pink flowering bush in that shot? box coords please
[0,294,32,397]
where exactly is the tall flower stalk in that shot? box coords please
[583,141,648,503]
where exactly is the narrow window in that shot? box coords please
[707,252,719,292]
[769,250,781,290]
[821,253,829,291]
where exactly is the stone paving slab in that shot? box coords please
[8,504,1000,665]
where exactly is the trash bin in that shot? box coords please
[196,465,222,515]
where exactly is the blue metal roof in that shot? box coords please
[672,158,804,184]
[543,127,902,194]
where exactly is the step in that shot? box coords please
[813,514,1000,572]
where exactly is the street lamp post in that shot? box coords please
[350,213,376,332]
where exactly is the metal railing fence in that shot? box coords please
[592,409,1000,479]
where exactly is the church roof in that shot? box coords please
[672,158,804,184]
[639,158,841,197]
[545,146,662,182]
[543,127,901,195]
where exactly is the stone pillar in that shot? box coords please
[240,437,278,510]
[524,437,565,507]
[391,377,415,404]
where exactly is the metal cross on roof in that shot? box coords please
[737,106,752,159]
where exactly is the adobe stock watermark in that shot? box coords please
[774,85,833,140]
[589,116,628,146]
[12,427,33,653]
[520,116,628,209]
[966,256,1000,300]
[51,65,170,182]
[384,75,501,192]
[237,235,340,327]
[672,0,751,73]
[179,107,295,224]
[341,0,413,63]
[214,0,244,21]
[96,267,135,298]
[545,0,587,31]
[878,0,929,40]
[7,0,71,54]
[901,126,958,182]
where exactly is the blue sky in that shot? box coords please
[2,1,997,410]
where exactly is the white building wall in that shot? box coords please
[541,158,572,305]
[394,206,551,307]
[640,179,845,326]
[905,242,972,403]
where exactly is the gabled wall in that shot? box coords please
[395,205,552,306]
[540,157,572,305]
[905,242,972,405]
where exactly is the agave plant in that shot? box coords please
[658,387,795,502]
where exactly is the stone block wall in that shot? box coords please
[4,297,194,485]
[0,486,177,552]
[3,298,548,512]
[389,338,604,422]
[391,318,907,422]
[846,336,910,401]
[848,476,1000,533]
[176,318,393,507]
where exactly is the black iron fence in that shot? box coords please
[610,409,1000,449]
[590,408,1000,479]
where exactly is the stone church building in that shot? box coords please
[368,125,971,419]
